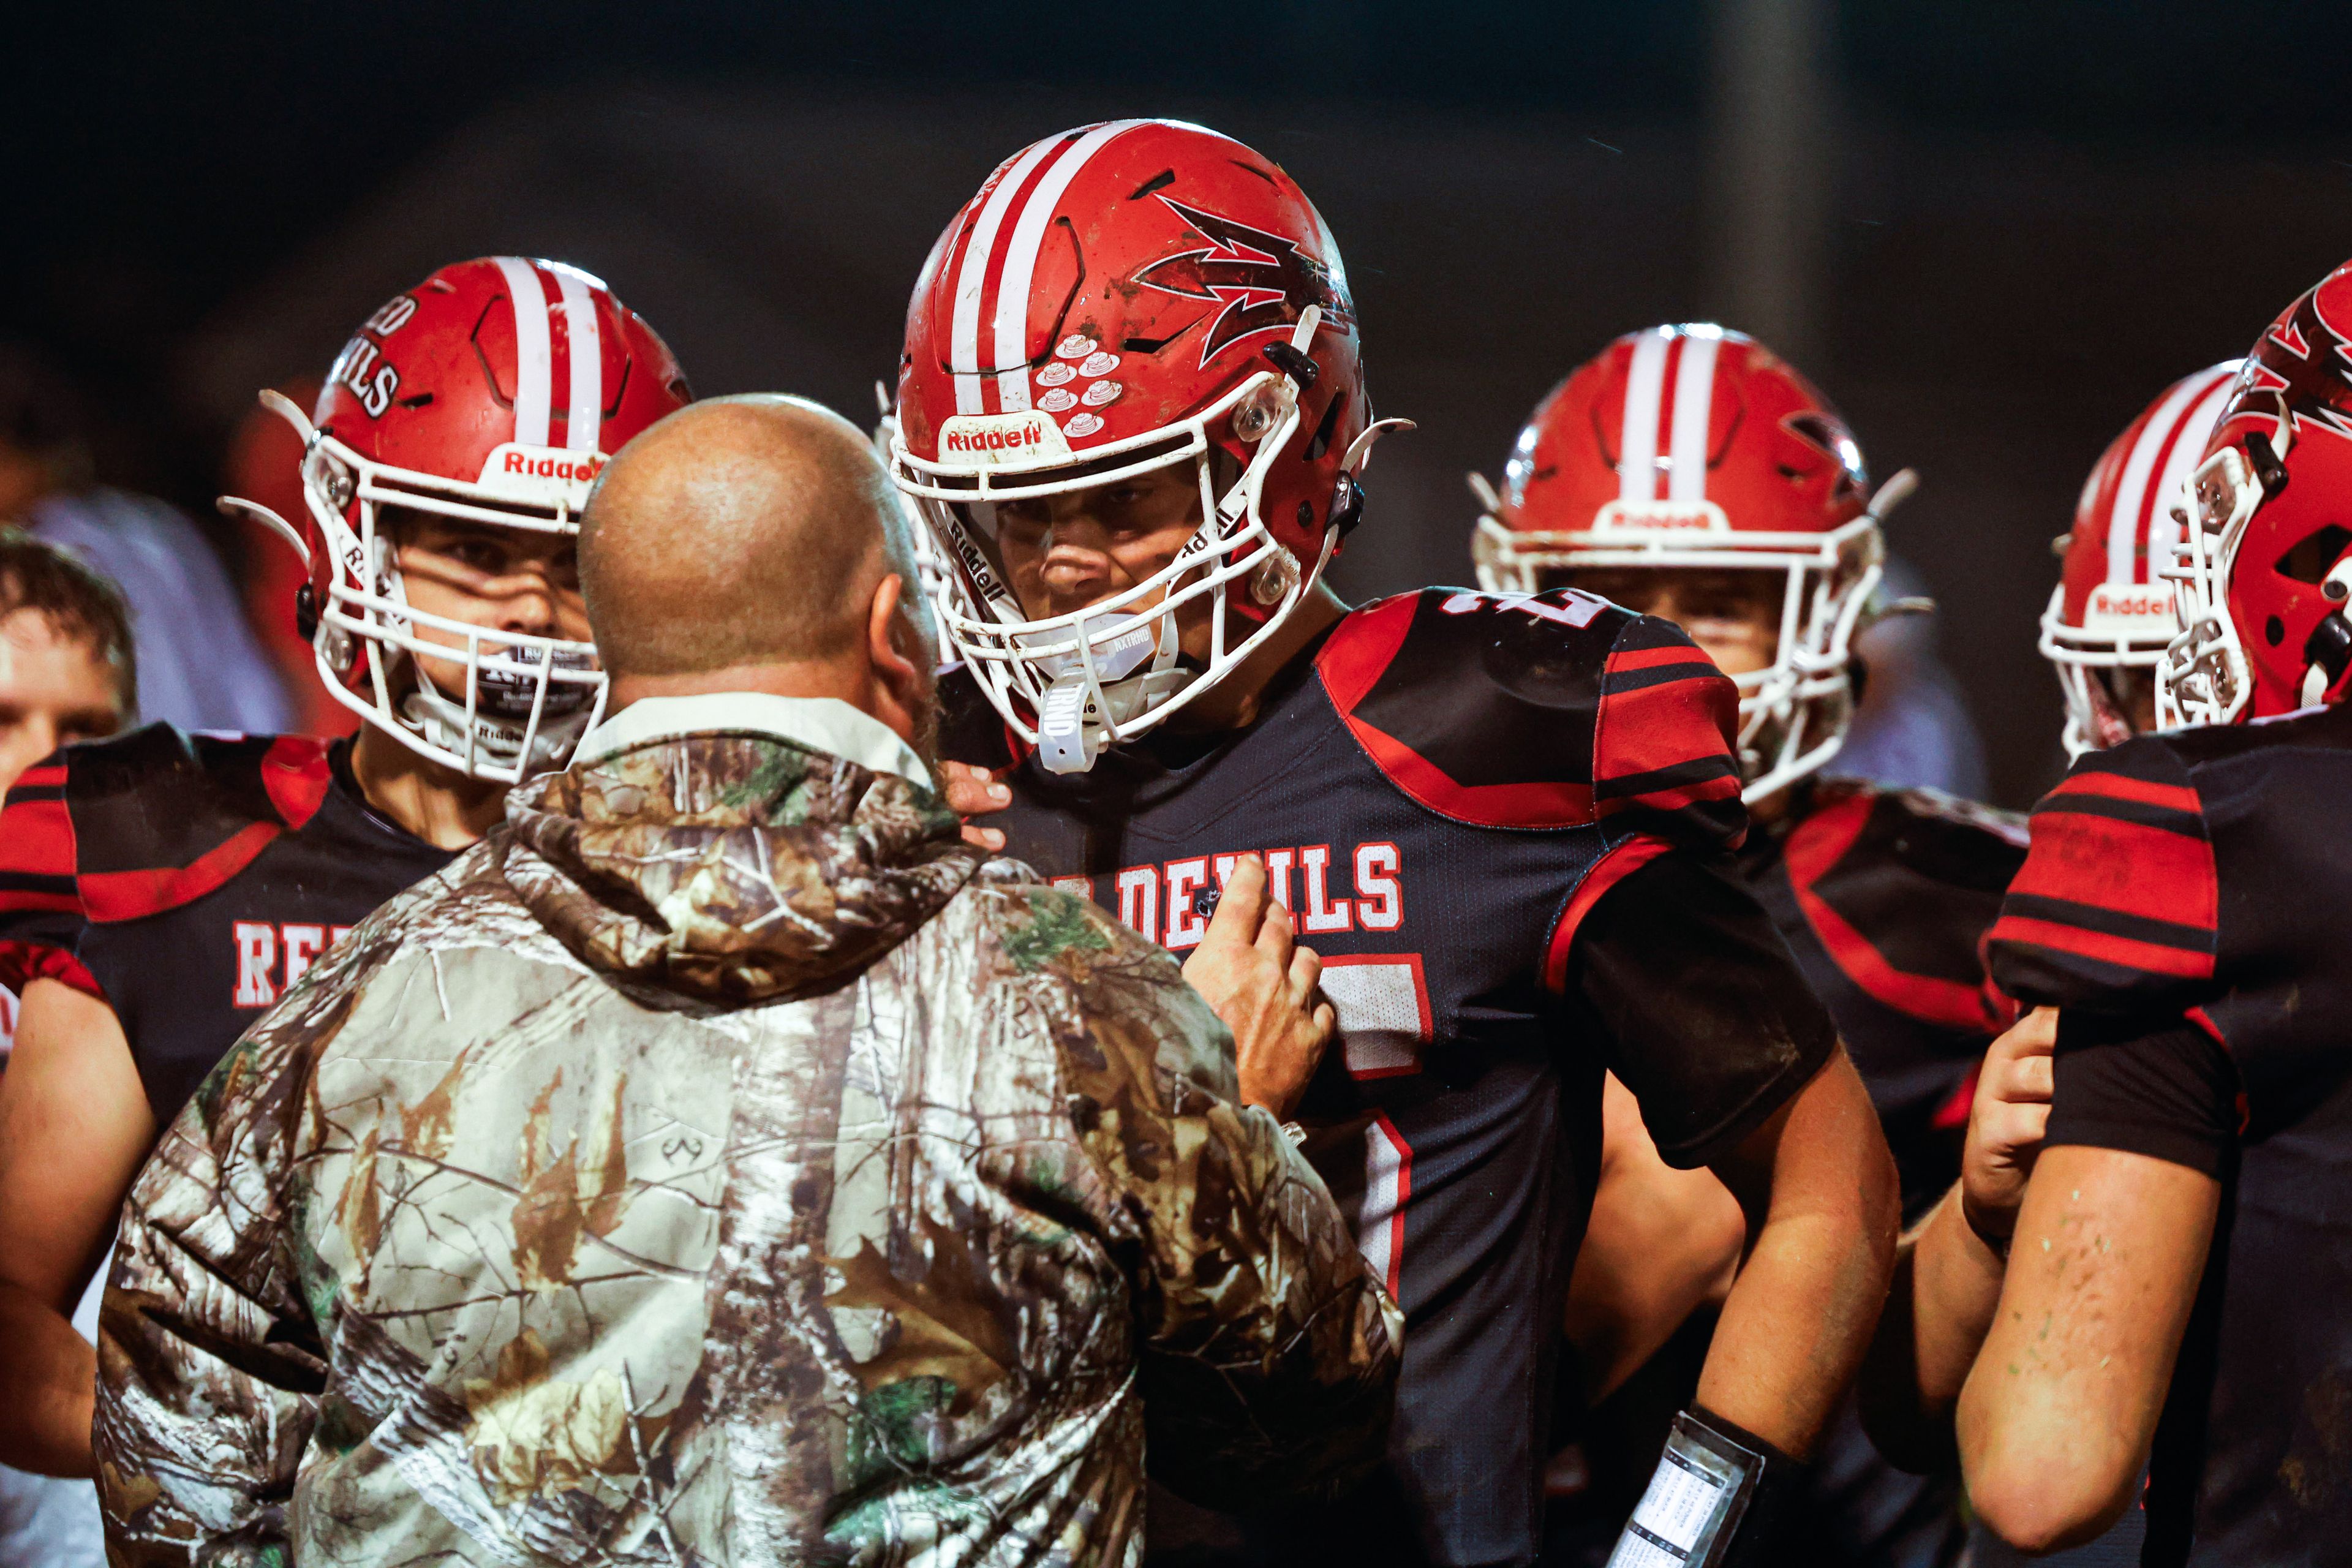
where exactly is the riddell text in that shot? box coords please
[1063,843,1404,951]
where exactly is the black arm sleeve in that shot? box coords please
[1568,849,1840,1169]
[2044,1010,2239,1178]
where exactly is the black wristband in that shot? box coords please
[1605,1406,1810,1568]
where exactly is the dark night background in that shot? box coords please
[9,0,2352,807]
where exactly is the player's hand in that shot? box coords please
[1181,856,1336,1121]
[1960,1005,2057,1253]
[943,760,1009,851]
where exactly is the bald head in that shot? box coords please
[579,394,927,680]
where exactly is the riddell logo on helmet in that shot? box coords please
[2084,584,2177,631]
[478,443,607,504]
[938,412,1074,468]
[1593,499,1730,532]
[500,450,604,484]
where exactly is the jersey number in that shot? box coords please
[1438,588,1608,628]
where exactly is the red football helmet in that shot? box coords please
[2043,361,2237,756]
[222,257,690,780]
[2163,262,2352,725]
[890,119,1405,772]
[1472,324,1908,801]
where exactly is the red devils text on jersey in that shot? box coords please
[1743,778,2027,1217]
[943,587,1839,1566]
[0,725,453,1126]
[1986,702,2352,1567]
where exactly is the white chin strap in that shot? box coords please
[1031,608,1189,774]
[399,669,595,778]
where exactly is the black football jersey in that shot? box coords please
[0,725,454,1126]
[944,587,1837,1566]
[1743,778,2027,1219]
[1986,701,2352,1567]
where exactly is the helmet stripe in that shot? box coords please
[2138,366,2237,584]
[992,119,1148,413]
[1667,330,1720,502]
[548,262,604,454]
[2106,367,2213,589]
[1617,328,1670,503]
[495,256,554,448]
[950,136,1066,415]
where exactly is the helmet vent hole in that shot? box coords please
[1306,391,1348,462]
[2267,615,2288,647]
[2275,524,2352,584]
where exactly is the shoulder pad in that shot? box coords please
[1781,780,2027,1031]
[1986,736,2219,1012]
[18,724,331,924]
[1317,588,1741,842]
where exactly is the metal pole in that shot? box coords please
[1706,0,1833,362]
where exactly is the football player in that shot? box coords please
[1474,326,2028,1566]
[1855,368,2243,1568]
[0,527,132,835]
[2041,361,2241,758]
[912,119,1898,1568]
[0,257,689,1476]
[1961,260,2352,1560]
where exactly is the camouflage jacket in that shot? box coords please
[96,714,1400,1567]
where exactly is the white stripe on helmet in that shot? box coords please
[2141,364,2238,584]
[1617,328,1670,503]
[1667,328,1721,502]
[547,262,603,454]
[2106,366,2216,588]
[495,257,554,448]
[950,137,1066,417]
[992,120,1148,413]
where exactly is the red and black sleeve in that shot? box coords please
[1589,612,1745,850]
[1986,737,2221,1015]
[0,753,103,1000]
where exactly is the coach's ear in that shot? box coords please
[865,571,931,747]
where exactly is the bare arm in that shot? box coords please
[1859,1006,2055,1470]
[1958,1144,2217,1553]
[0,978,154,1476]
[1697,1046,1900,1458]
[1565,1071,1744,1403]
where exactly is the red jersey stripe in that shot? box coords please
[2005,809,2218,932]
[2046,768,2201,817]
[78,821,284,924]
[1985,913,2217,981]
[0,796,77,881]
[1607,643,1714,674]
[1542,834,1675,993]
[1783,790,2000,1030]
[1594,675,1739,782]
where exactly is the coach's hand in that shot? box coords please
[1961,1006,2056,1253]
[943,760,1009,851]
[1182,856,1336,1120]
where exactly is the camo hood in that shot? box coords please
[502,728,982,1003]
